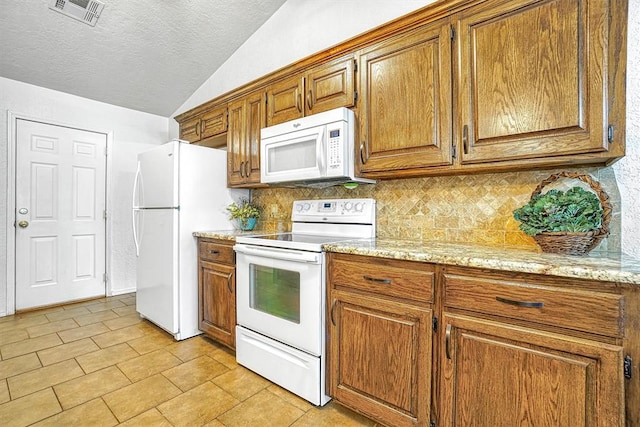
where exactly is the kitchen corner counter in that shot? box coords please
[193,229,261,241]
[323,239,640,285]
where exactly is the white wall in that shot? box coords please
[613,0,640,259]
[174,0,640,259]
[0,76,168,315]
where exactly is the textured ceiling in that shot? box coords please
[0,0,288,116]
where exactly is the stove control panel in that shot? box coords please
[292,198,376,224]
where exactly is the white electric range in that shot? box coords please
[233,198,376,406]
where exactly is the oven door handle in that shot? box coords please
[234,244,321,264]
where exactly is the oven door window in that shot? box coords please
[249,264,300,323]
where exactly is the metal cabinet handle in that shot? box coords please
[245,161,249,178]
[363,275,391,284]
[226,272,233,293]
[462,124,469,154]
[496,296,544,308]
[195,122,201,138]
[239,161,245,177]
[330,299,337,326]
[296,90,302,113]
[360,142,369,165]
[209,250,220,255]
[445,324,452,360]
[307,90,313,110]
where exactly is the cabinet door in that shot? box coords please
[358,20,453,176]
[244,90,265,185]
[440,313,624,427]
[199,260,236,349]
[457,0,610,164]
[328,291,432,427]
[200,104,228,139]
[266,75,304,126]
[305,55,355,115]
[227,98,246,187]
[179,116,201,143]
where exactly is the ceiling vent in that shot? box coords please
[49,0,105,27]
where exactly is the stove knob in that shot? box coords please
[355,202,364,211]
[303,202,311,211]
[344,202,353,211]
[295,204,303,212]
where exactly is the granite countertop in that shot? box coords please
[193,230,640,285]
[193,229,261,241]
[323,239,640,285]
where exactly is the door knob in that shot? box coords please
[18,220,29,228]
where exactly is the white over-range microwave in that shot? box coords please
[260,107,375,187]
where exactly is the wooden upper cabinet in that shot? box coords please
[179,104,228,146]
[266,75,304,126]
[266,55,356,126]
[305,56,355,115]
[227,90,265,187]
[358,20,453,177]
[175,0,626,177]
[456,0,611,164]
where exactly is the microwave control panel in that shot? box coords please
[328,128,342,169]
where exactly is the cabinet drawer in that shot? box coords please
[443,273,624,338]
[198,240,234,264]
[330,255,434,304]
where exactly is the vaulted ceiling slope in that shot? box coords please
[0,0,288,116]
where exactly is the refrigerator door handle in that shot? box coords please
[132,161,142,209]
[132,208,141,257]
[132,161,142,257]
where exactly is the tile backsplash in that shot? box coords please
[253,166,621,252]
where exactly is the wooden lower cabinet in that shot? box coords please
[439,266,627,427]
[327,253,434,426]
[327,254,631,427]
[198,239,236,349]
[439,313,624,426]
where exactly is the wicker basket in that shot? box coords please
[528,172,611,256]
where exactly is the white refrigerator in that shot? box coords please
[132,140,248,340]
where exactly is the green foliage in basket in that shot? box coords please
[513,187,603,236]
[226,198,261,221]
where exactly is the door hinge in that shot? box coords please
[452,142,457,159]
[103,210,107,220]
[103,273,108,283]
[624,355,632,379]
[353,58,358,72]
[354,90,358,103]
[607,124,614,143]
[450,25,456,40]
[432,316,438,332]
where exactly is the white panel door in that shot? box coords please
[15,119,107,310]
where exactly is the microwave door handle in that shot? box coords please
[316,127,326,174]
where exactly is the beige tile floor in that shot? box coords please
[0,293,379,427]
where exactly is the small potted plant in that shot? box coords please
[227,198,261,231]
[512,172,610,255]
